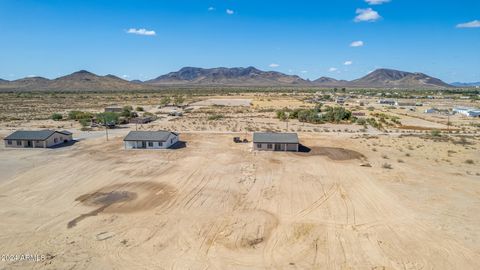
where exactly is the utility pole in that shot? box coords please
[104,115,109,141]
[285,112,289,132]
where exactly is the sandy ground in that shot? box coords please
[190,99,252,107]
[0,132,479,269]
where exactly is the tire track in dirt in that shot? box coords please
[294,184,339,220]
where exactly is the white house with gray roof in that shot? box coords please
[123,131,179,149]
[4,130,73,148]
[253,132,299,152]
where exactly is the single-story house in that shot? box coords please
[453,107,480,117]
[395,101,416,107]
[4,130,73,148]
[130,116,153,124]
[378,99,396,105]
[253,132,299,152]
[123,130,179,149]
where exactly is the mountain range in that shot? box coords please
[0,67,460,91]
[451,82,480,87]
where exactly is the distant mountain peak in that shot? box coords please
[71,70,95,75]
[350,68,452,88]
[146,66,308,86]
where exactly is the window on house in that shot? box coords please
[17,141,21,146]
[159,142,163,146]
[7,140,12,145]
[257,143,262,148]
[267,144,272,149]
[54,138,58,143]
[148,142,153,147]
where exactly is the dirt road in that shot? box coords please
[0,133,479,269]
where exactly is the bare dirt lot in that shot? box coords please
[1,132,479,269]
[190,98,252,107]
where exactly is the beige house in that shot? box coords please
[4,130,73,148]
[124,131,179,149]
[253,132,299,152]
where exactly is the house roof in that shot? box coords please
[59,130,72,135]
[123,131,178,142]
[4,130,57,141]
[253,132,299,144]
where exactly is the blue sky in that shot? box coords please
[0,0,479,82]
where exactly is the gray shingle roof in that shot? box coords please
[253,132,299,144]
[4,130,56,141]
[123,131,178,142]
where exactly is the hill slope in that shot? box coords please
[349,69,452,89]
[451,82,480,87]
[0,70,152,91]
[145,66,309,86]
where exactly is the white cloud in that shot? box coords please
[269,63,280,68]
[344,61,353,66]
[350,40,364,47]
[126,28,156,36]
[328,67,338,72]
[301,70,308,74]
[365,0,390,5]
[354,8,381,22]
[122,75,129,79]
[456,20,480,28]
[226,9,234,15]
[208,6,215,11]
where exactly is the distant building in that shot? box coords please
[378,99,396,105]
[352,112,366,117]
[424,108,437,114]
[335,97,346,104]
[253,132,299,152]
[104,106,123,113]
[130,116,153,124]
[4,130,73,148]
[123,131,179,149]
[453,107,480,117]
[395,101,416,107]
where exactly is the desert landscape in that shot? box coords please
[1,1,480,268]
[0,90,479,269]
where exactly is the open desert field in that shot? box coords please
[0,131,479,269]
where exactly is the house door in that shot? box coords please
[274,144,281,151]
[141,141,146,148]
[27,141,33,147]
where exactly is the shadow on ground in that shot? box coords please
[50,140,79,149]
[170,141,187,149]
[298,144,311,153]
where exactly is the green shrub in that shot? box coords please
[465,159,474,164]
[51,113,63,121]
[68,110,94,120]
[96,112,119,125]
[430,130,441,137]
[208,114,224,121]
[79,118,90,127]
[136,106,144,112]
